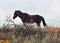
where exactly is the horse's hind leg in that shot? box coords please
[36,22,40,27]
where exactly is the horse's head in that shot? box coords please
[13,10,22,19]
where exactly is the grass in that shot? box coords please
[0,26,60,43]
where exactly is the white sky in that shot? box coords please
[0,0,60,27]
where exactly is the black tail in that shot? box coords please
[42,17,47,26]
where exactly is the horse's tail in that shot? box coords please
[42,17,47,26]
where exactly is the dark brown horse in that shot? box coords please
[13,10,47,27]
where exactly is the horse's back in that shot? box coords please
[31,15,43,20]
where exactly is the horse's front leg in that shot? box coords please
[23,22,28,29]
[24,22,27,26]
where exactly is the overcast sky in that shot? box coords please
[0,0,60,27]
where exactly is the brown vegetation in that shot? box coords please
[0,26,60,43]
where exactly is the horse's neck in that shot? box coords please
[18,13,30,19]
[18,14,23,19]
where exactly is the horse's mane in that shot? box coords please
[15,10,30,16]
[23,13,29,15]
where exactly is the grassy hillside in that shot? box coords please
[0,26,60,43]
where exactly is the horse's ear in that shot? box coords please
[14,10,20,14]
[14,10,19,12]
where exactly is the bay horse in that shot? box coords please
[13,10,47,27]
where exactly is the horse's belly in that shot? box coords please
[28,19,35,23]
[22,18,35,23]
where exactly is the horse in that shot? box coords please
[13,10,47,27]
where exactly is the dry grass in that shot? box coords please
[0,26,60,43]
